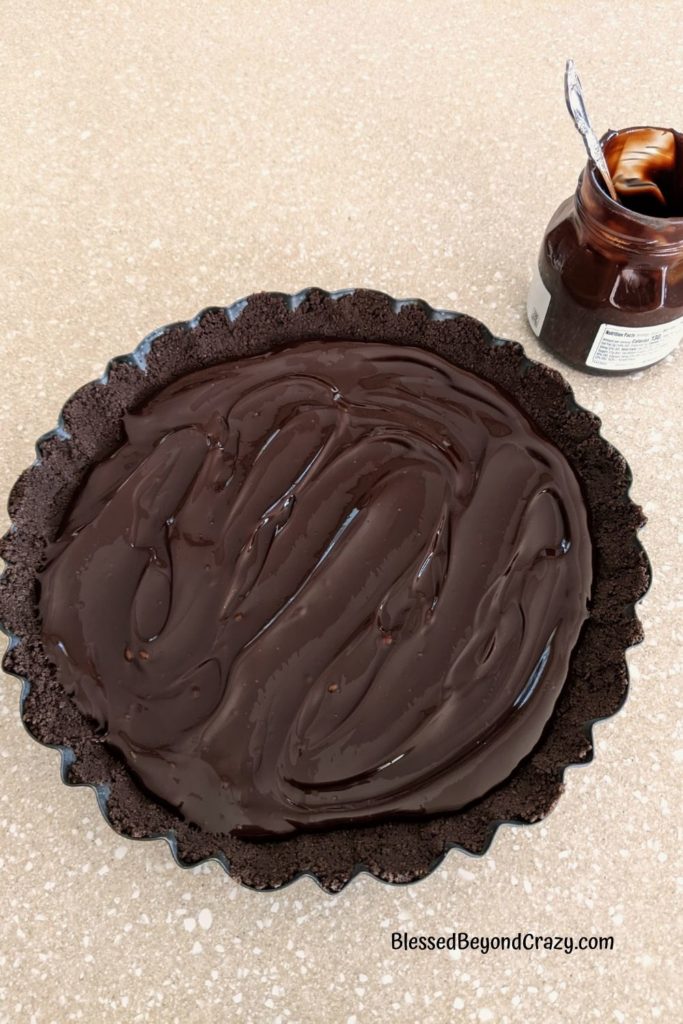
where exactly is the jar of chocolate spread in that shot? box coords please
[527,126,683,374]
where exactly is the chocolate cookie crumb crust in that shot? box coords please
[0,289,650,892]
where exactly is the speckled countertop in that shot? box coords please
[1,2,681,1022]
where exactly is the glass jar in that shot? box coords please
[527,126,683,375]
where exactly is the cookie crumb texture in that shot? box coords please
[0,289,649,892]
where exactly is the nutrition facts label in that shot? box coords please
[586,315,683,371]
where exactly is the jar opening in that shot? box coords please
[598,126,683,219]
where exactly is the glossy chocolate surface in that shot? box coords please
[39,340,592,837]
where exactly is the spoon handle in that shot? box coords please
[564,59,619,202]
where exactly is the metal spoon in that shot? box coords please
[564,58,619,202]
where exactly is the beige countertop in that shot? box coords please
[1,2,681,1022]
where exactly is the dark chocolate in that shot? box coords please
[0,289,649,890]
[38,340,592,836]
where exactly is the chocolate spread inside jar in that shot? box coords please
[528,126,683,374]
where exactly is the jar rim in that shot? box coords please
[577,129,683,257]
[590,126,683,228]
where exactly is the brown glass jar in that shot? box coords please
[528,126,683,375]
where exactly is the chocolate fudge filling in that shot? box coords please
[38,339,592,837]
